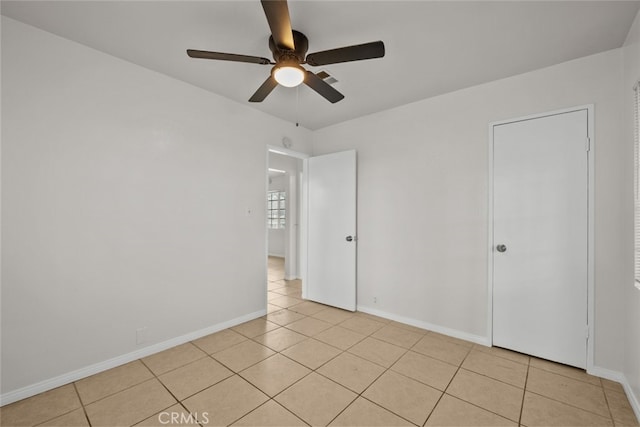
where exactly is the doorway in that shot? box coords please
[265,146,358,312]
[488,106,595,370]
[266,146,307,310]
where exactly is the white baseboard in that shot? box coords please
[268,253,284,258]
[356,305,491,346]
[0,309,266,407]
[625,381,640,423]
[588,366,640,422]
[588,365,626,383]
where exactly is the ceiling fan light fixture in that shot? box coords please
[273,63,305,87]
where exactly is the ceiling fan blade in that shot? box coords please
[261,0,295,51]
[187,49,271,65]
[249,76,278,102]
[306,41,385,66]
[304,71,344,103]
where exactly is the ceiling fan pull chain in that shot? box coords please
[296,85,300,127]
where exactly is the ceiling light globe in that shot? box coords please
[274,65,305,87]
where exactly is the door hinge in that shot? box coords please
[585,137,591,152]
[586,325,590,339]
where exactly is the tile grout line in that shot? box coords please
[72,365,158,415]
[176,401,206,427]
[234,306,345,426]
[422,340,475,426]
[528,363,606,387]
[472,344,531,366]
[139,344,258,424]
[136,355,192,426]
[71,382,93,427]
[323,395,362,426]
[441,347,543,425]
[525,367,616,418]
[336,346,419,426]
[225,375,272,424]
[330,320,448,425]
[599,378,617,426]
[358,395,421,426]
[436,347,609,425]
[226,398,311,427]
[518,356,531,426]
[145,350,210,378]
[455,365,527,390]
[212,307,337,421]
[311,321,413,427]
[260,305,415,426]
[524,389,614,421]
[30,383,90,427]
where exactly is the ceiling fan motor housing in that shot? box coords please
[269,30,309,63]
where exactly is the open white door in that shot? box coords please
[306,150,357,311]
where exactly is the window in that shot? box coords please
[268,190,286,229]
[635,82,640,288]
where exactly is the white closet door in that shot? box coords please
[492,109,588,368]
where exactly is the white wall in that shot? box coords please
[0,17,312,399]
[313,49,625,371]
[623,9,640,414]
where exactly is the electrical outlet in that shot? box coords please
[136,327,148,345]
[373,297,378,304]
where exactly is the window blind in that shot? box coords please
[635,82,640,287]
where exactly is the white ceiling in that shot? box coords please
[2,1,639,130]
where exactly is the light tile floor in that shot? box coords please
[1,257,638,426]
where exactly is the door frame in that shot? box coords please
[265,145,309,293]
[487,104,595,371]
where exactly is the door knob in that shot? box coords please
[496,244,507,253]
[346,236,355,242]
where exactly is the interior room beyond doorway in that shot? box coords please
[267,150,303,282]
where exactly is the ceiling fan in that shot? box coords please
[186,0,385,103]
